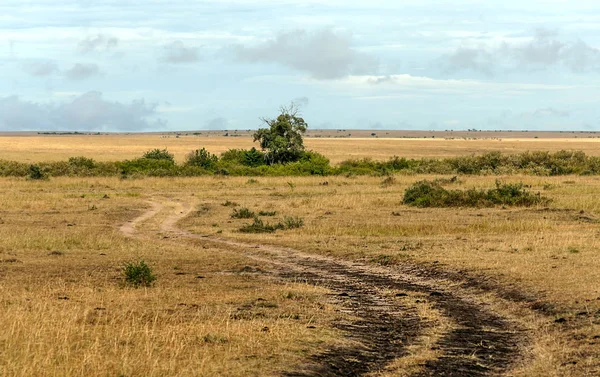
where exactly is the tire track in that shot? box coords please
[121,200,528,377]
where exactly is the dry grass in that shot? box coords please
[180,175,600,375]
[4,133,600,164]
[0,178,344,376]
[1,135,600,375]
[180,175,600,306]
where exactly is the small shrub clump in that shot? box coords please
[231,207,255,219]
[258,210,277,216]
[28,165,47,180]
[239,216,283,233]
[239,214,304,233]
[220,147,265,167]
[185,148,218,169]
[402,180,548,208]
[122,260,157,288]
[142,149,175,163]
[68,156,96,169]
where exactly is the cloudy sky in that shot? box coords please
[1,0,600,132]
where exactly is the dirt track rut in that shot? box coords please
[123,200,530,377]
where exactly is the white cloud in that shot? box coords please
[3,1,600,131]
[77,34,118,54]
[22,60,59,76]
[160,41,200,64]
[232,28,378,79]
[442,28,600,74]
[343,74,576,94]
[64,63,100,80]
[0,92,164,131]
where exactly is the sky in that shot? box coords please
[1,0,600,132]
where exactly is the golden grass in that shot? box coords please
[0,179,344,376]
[3,134,600,164]
[1,136,600,375]
[179,175,600,375]
[179,175,600,306]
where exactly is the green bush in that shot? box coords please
[243,147,265,167]
[65,156,98,176]
[142,149,175,163]
[186,148,218,169]
[118,158,180,176]
[402,180,548,208]
[220,149,246,163]
[28,165,47,180]
[6,149,600,178]
[0,160,29,177]
[221,148,265,167]
[231,207,255,219]
[335,156,413,176]
[122,260,156,288]
[239,217,283,233]
[68,156,96,169]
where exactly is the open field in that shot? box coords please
[1,137,600,376]
[4,132,600,164]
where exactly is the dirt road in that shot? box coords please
[120,199,548,376]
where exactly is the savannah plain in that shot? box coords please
[1,132,599,376]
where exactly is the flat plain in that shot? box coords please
[3,130,600,163]
[0,133,599,376]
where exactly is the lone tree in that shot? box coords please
[253,104,308,165]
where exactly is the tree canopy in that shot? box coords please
[253,104,308,165]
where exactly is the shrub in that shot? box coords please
[142,149,175,163]
[402,180,548,208]
[118,158,179,176]
[68,156,96,169]
[243,147,265,167]
[231,207,255,219]
[122,260,156,288]
[220,149,246,163]
[214,168,230,176]
[7,149,600,178]
[298,151,331,175]
[485,181,546,206]
[258,210,277,216]
[0,160,29,177]
[28,165,46,180]
[220,148,265,167]
[239,216,283,233]
[186,148,218,169]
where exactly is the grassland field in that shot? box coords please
[0,134,599,376]
[4,132,600,164]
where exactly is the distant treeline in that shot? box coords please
[3,149,600,179]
